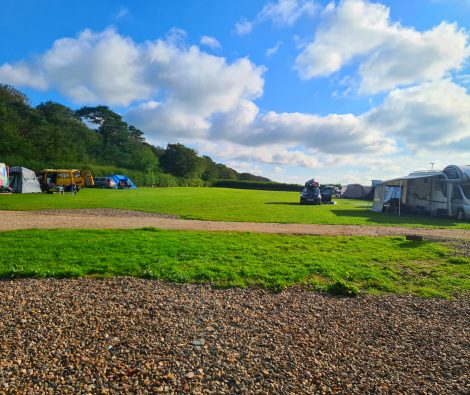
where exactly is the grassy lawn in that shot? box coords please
[1,229,468,298]
[0,187,469,229]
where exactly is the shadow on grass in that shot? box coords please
[330,209,460,227]
[397,240,433,249]
[265,202,300,206]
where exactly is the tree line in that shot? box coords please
[0,84,270,186]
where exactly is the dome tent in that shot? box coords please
[109,174,137,189]
[9,166,42,193]
[341,184,372,199]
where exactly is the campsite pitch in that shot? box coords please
[1,228,469,298]
[0,187,469,229]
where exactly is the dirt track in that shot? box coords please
[1,209,469,239]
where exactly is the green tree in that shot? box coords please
[159,143,206,179]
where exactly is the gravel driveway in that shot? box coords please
[1,209,469,239]
[1,210,468,394]
[0,278,468,394]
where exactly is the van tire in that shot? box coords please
[456,209,465,221]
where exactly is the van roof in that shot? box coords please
[42,169,80,172]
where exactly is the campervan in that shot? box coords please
[372,165,470,220]
[38,169,94,191]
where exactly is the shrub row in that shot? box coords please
[213,180,303,192]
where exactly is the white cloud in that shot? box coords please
[266,41,283,57]
[258,0,318,26]
[199,141,323,168]
[0,28,263,108]
[0,62,48,90]
[200,35,221,49]
[295,0,469,93]
[234,0,318,35]
[366,79,470,151]
[115,7,130,20]
[234,19,253,36]
[208,108,395,155]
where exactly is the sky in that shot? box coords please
[1,0,470,185]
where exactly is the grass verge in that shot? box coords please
[1,229,468,298]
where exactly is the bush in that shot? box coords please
[327,281,359,297]
[214,180,302,192]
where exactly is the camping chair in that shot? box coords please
[384,198,399,214]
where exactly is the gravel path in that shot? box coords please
[1,209,469,239]
[0,278,468,394]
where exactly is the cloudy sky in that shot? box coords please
[1,0,470,184]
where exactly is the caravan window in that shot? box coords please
[461,185,470,199]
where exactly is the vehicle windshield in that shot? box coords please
[461,185,470,199]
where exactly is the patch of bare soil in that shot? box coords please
[36,208,179,219]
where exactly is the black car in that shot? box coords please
[320,186,335,203]
[93,177,117,189]
[300,186,322,205]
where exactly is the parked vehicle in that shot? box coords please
[372,164,470,220]
[320,185,335,203]
[93,177,117,189]
[38,169,94,191]
[300,179,322,205]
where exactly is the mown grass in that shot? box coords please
[0,187,469,229]
[1,229,468,298]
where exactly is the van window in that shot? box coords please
[73,171,81,178]
[461,185,470,199]
[57,172,70,179]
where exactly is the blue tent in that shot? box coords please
[109,174,137,189]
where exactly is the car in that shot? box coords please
[93,177,117,189]
[320,186,335,203]
[300,186,322,205]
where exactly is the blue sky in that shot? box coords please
[1,0,470,184]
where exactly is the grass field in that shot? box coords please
[1,229,468,298]
[1,187,469,229]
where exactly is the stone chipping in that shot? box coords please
[0,278,468,394]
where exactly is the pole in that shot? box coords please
[399,180,401,216]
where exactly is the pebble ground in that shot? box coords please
[0,278,468,394]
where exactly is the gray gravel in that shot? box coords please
[0,278,468,394]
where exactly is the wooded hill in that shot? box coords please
[0,84,270,186]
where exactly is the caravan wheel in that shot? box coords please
[456,209,465,221]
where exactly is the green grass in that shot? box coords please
[1,229,468,298]
[1,187,469,228]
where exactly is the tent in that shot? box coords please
[341,184,372,199]
[0,163,8,189]
[109,174,137,189]
[9,166,42,193]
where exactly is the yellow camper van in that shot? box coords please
[39,169,94,191]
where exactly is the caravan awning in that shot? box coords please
[379,172,444,187]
